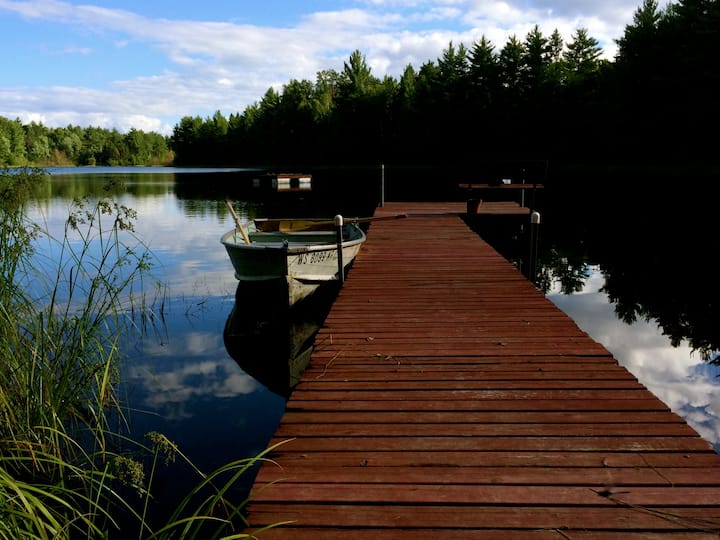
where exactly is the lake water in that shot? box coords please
[25,166,720,520]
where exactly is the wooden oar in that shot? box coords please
[224,199,251,245]
[256,213,408,232]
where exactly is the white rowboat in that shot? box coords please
[220,213,366,305]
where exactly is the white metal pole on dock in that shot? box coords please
[335,214,345,284]
[380,163,385,207]
[528,210,541,282]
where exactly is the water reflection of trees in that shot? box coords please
[595,225,717,363]
[36,172,174,199]
[535,249,591,296]
[537,169,719,363]
[173,167,379,220]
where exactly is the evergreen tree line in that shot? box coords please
[2,0,715,171]
[0,120,172,167]
[172,0,719,168]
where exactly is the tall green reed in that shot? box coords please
[0,168,284,539]
[0,168,156,536]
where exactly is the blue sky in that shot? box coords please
[1,0,647,135]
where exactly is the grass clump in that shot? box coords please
[0,167,281,539]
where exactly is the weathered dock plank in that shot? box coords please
[242,202,720,539]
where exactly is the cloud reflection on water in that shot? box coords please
[124,314,263,418]
[118,291,288,476]
[548,266,720,451]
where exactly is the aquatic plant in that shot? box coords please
[0,167,280,538]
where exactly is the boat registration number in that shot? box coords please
[298,251,336,264]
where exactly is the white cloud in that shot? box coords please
[0,0,638,134]
[55,44,91,55]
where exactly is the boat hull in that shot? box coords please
[221,224,365,304]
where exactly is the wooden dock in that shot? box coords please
[243,202,720,539]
